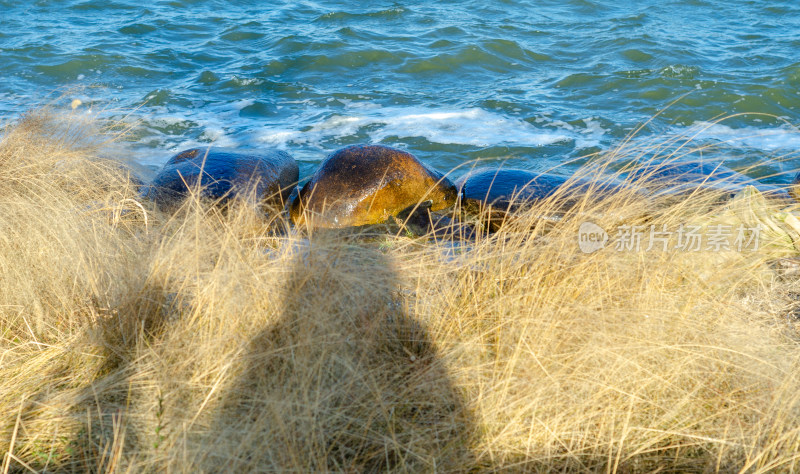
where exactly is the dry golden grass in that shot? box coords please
[2,109,800,473]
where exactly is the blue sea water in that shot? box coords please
[1,0,799,182]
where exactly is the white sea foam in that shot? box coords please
[199,126,238,147]
[574,117,607,149]
[129,107,242,166]
[129,105,610,167]
[369,108,569,147]
[255,106,598,149]
[685,122,800,152]
[258,129,302,147]
[231,99,256,111]
[147,114,197,127]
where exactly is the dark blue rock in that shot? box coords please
[455,167,632,231]
[792,173,800,202]
[456,167,628,213]
[145,147,299,210]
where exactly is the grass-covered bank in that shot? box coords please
[3,110,800,472]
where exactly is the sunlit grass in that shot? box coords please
[2,109,800,472]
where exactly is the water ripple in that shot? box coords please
[0,0,798,176]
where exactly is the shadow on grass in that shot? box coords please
[209,237,477,471]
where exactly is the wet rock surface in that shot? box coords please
[145,147,299,210]
[457,168,615,211]
[290,144,458,228]
[392,201,476,240]
[456,167,631,229]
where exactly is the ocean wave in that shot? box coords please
[257,107,604,149]
[399,45,526,75]
[315,7,409,22]
[688,121,800,152]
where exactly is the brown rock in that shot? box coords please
[290,145,457,228]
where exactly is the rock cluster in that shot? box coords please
[143,144,792,238]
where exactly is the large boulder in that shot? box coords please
[290,145,458,228]
[145,147,299,210]
[456,167,630,229]
[457,168,620,211]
